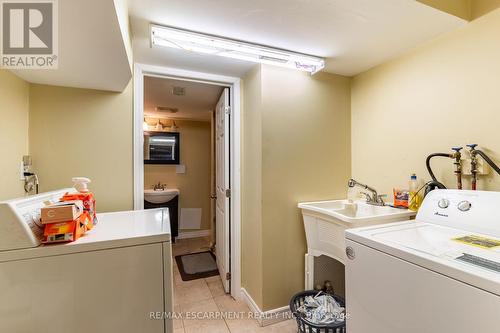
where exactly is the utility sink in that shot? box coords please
[298,199,415,266]
[298,199,415,224]
[144,188,179,204]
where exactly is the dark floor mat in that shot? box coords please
[175,251,219,281]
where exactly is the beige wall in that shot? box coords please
[144,120,212,231]
[241,65,264,307]
[416,0,500,20]
[242,65,351,311]
[351,7,500,198]
[471,0,500,18]
[417,0,471,20]
[0,70,30,200]
[29,83,134,212]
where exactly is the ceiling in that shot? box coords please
[128,0,466,77]
[144,76,223,121]
[11,0,132,92]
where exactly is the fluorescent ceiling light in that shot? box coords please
[151,24,325,74]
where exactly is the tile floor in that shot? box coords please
[172,237,298,333]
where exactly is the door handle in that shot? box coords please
[210,195,217,199]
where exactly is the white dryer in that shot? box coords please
[0,189,173,333]
[345,189,500,333]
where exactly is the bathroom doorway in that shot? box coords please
[133,64,241,298]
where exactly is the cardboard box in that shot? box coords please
[41,200,83,224]
[43,212,89,243]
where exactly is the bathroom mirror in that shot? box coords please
[144,131,180,164]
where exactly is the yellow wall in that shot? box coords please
[144,120,212,231]
[0,70,30,200]
[28,83,134,212]
[242,65,351,311]
[242,66,264,307]
[416,0,500,20]
[417,0,471,20]
[351,7,500,198]
[471,0,500,18]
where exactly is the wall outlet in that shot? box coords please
[462,157,489,175]
[19,161,25,180]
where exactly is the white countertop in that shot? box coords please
[0,208,171,263]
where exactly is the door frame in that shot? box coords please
[133,63,242,299]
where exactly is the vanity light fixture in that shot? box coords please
[150,24,325,74]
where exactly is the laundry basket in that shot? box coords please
[290,290,346,333]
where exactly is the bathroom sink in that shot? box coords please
[298,199,415,224]
[144,188,179,204]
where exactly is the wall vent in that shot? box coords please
[172,86,186,96]
[155,106,178,113]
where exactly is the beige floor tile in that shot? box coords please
[262,319,298,333]
[205,275,222,283]
[183,320,229,333]
[224,317,262,333]
[214,295,251,314]
[181,297,220,328]
[176,279,213,306]
[173,303,183,330]
[207,278,226,298]
[173,244,191,257]
[185,236,211,251]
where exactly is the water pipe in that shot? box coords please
[467,144,478,190]
[452,147,463,190]
[467,144,500,190]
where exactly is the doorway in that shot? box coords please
[133,64,241,299]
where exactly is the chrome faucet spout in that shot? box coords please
[348,178,385,206]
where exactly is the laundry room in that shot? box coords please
[1,1,500,333]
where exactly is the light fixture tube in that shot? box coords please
[150,24,325,74]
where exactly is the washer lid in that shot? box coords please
[347,221,500,296]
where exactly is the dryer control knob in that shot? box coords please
[458,200,472,212]
[438,198,450,209]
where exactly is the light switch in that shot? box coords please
[176,164,186,174]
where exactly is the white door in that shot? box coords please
[215,88,230,293]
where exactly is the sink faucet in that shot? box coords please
[348,178,385,206]
[153,182,166,191]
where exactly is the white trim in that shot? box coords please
[133,63,242,300]
[240,288,292,327]
[176,229,211,240]
[133,64,145,211]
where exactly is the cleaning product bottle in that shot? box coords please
[61,177,97,228]
[409,173,422,211]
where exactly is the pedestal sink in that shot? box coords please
[144,188,180,204]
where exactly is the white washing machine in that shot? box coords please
[0,189,173,333]
[345,189,500,333]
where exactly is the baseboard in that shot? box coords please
[240,288,291,327]
[176,229,211,240]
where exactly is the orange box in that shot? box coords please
[41,200,83,224]
[61,192,96,227]
[43,213,90,243]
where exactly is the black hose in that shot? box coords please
[426,153,451,182]
[475,150,500,176]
